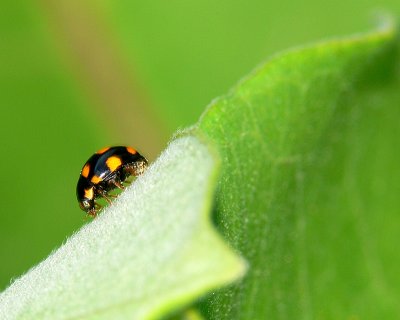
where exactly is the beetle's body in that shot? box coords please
[76,146,148,217]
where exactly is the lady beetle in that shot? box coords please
[76,146,148,217]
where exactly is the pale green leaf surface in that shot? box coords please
[0,137,245,320]
[192,25,400,318]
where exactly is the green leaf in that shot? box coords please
[1,19,399,320]
[0,137,245,319]
[193,25,400,318]
[166,308,205,320]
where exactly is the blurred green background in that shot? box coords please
[0,0,399,291]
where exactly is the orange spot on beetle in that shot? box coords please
[96,147,110,154]
[126,146,137,155]
[106,156,122,172]
[84,187,94,200]
[81,163,90,178]
[91,175,102,184]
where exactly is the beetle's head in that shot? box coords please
[79,198,96,217]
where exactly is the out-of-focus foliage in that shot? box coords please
[99,0,400,129]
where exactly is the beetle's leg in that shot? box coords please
[113,180,125,190]
[106,174,126,192]
[87,206,97,218]
[102,193,112,204]
[97,188,113,204]
[87,212,97,218]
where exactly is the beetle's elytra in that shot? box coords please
[76,146,148,217]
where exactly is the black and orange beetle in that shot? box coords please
[76,146,148,217]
